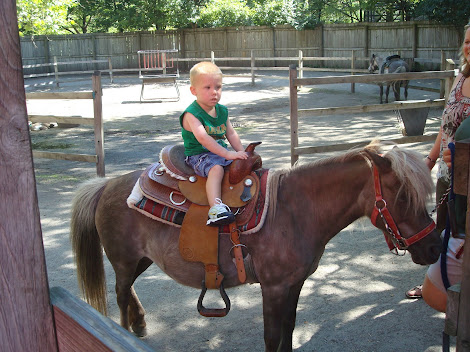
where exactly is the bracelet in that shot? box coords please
[426,155,437,163]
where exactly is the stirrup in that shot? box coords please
[197,280,231,317]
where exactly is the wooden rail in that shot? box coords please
[177,50,457,96]
[27,71,105,176]
[50,287,153,352]
[23,56,113,87]
[288,64,456,165]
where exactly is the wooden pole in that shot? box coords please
[459,195,470,351]
[440,50,446,99]
[298,50,303,79]
[445,59,456,102]
[0,1,58,351]
[289,65,299,166]
[454,140,470,352]
[93,71,105,177]
[351,50,355,93]
[108,57,113,83]
[250,50,255,86]
[54,56,59,87]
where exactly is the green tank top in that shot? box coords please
[180,101,229,156]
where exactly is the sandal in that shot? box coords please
[405,285,423,299]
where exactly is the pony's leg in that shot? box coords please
[404,81,409,100]
[115,274,134,331]
[393,81,400,101]
[261,282,304,352]
[115,257,153,335]
[128,285,146,336]
[278,282,304,351]
[385,84,390,103]
[379,84,384,104]
[128,257,153,336]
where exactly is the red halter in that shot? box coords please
[369,164,436,253]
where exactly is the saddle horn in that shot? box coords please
[229,142,262,184]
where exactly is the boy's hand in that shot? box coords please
[227,150,248,160]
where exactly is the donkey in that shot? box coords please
[368,54,410,104]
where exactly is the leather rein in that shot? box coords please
[368,162,436,255]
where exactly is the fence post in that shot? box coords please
[108,57,113,83]
[440,50,446,98]
[351,50,355,93]
[1,0,59,348]
[54,56,59,87]
[162,52,167,75]
[298,50,303,79]
[289,65,299,166]
[445,59,456,102]
[211,51,215,64]
[251,50,255,85]
[92,71,105,177]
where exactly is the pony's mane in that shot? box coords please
[266,140,433,222]
[366,140,434,214]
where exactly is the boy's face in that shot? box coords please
[190,73,223,111]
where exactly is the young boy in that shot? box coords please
[180,62,248,226]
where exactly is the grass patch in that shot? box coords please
[31,141,74,150]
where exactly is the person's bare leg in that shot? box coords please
[422,274,447,313]
[206,165,224,207]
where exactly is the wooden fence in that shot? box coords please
[27,71,105,176]
[20,22,463,74]
[288,64,456,165]
[23,57,113,87]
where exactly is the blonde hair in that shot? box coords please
[189,62,222,86]
[461,24,470,77]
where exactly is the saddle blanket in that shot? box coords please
[127,168,271,235]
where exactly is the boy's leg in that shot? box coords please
[206,165,235,226]
[206,165,224,207]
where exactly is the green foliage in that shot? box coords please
[17,0,470,35]
[251,0,291,27]
[415,0,470,28]
[196,0,253,27]
[17,0,74,35]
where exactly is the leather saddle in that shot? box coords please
[138,142,262,317]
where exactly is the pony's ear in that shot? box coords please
[363,149,392,172]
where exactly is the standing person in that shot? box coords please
[180,61,248,226]
[405,23,470,307]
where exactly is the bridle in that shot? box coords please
[368,163,436,255]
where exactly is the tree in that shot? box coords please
[196,0,253,27]
[17,0,73,35]
[64,0,102,33]
[416,0,470,29]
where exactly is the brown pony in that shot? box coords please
[70,141,442,352]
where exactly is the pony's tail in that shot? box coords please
[70,177,109,315]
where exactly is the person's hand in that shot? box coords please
[425,156,436,170]
[442,148,452,168]
[227,150,248,160]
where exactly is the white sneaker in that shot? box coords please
[206,198,235,226]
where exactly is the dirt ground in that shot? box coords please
[26,70,455,351]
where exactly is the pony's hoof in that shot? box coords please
[132,324,148,337]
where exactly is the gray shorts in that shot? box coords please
[426,235,464,293]
[185,152,232,177]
